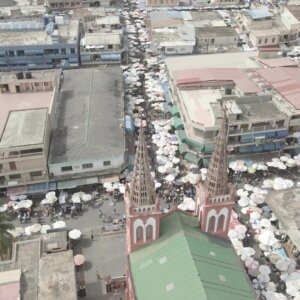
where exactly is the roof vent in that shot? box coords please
[209,251,216,256]
[159,256,167,264]
[218,275,226,282]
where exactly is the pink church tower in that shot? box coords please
[195,109,235,239]
[124,126,160,253]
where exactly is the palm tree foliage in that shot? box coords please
[0,213,14,259]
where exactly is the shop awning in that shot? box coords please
[185,138,204,152]
[100,175,119,184]
[27,182,57,194]
[184,152,201,164]
[76,176,99,186]
[171,105,180,117]
[7,185,27,196]
[171,116,184,130]
[57,177,99,190]
[175,130,187,144]
[57,180,77,190]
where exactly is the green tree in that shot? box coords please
[0,213,13,260]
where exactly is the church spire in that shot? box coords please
[204,109,229,196]
[129,126,156,207]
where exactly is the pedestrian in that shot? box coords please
[96,271,101,281]
[91,234,94,241]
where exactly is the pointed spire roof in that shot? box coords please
[204,108,229,196]
[130,126,156,207]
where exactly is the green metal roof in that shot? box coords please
[175,130,187,144]
[171,105,180,117]
[171,117,184,130]
[129,211,256,300]
[185,138,204,151]
[183,152,200,165]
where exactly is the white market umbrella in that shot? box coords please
[238,197,250,207]
[71,196,81,204]
[234,224,247,234]
[262,291,287,300]
[259,230,278,247]
[53,221,66,229]
[81,194,92,202]
[41,225,51,234]
[250,211,261,221]
[0,204,7,212]
[7,227,25,238]
[276,258,296,272]
[165,174,175,183]
[259,265,271,275]
[29,223,42,234]
[241,247,255,260]
[260,218,271,228]
[244,184,253,191]
[69,229,82,240]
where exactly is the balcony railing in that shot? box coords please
[229,124,286,136]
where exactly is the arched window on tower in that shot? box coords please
[208,216,216,232]
[217,215,225,231]
[146,225,153,241]
[136,226,143,243]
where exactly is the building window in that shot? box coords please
[9,162,17,171]
[61,166,73,172]
[272,38,275,43]
[82,163,93,169]
[108,44,113,50]
[265,38,268,44]
[258,39,262,44]
[61,48,67,54]
[9,174,21,180]
[146,225,153,241]
[0,176,5,184]
[30,171,42,177]
[70,48,76,54]
[217,215,225,231]
[136,226,143,243]
[16,50,24,56]
[103,161,111,166]
[166,48,175,52]
[211,38,215,44]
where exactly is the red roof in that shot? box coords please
[258,57,298,68]
[173,68,260,94]
[258,47,280,52]
[0,282,20,300]
[257,67,300,109]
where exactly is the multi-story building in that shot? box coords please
[0,70,60,194]
[0,109,51,189]
[0,19,79,71]
[80,13,124,64]
[241,6,300,47]
[48,67,126,189]
[165,52,300,164]
[195,27,238,53]
[146,0,179,7]
[210,0,240,6]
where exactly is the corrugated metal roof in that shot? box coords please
[257,67,300,109]
[246,7,273,20]
[258,57,298,68]
[129,211,256,300]
[173,68,260,94]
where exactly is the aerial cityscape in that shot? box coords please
[0,0,300,299]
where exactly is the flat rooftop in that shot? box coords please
[0,70,58,83]
[195,27,238,37]
[84,32,121,46]
[38,251,77,300]
[236,100,287,123]
[0,108,47,149]
[287,5,300,22]
[153,26,195,46]
[180,89,221,127]
[49,67,125,164]
[0,91,53,136]
[0,20,79,46]
[266,188,300,252]
[149,10,184,28]
[166,52,260,74]
[15,239,40,300]
[251,28,280,37]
